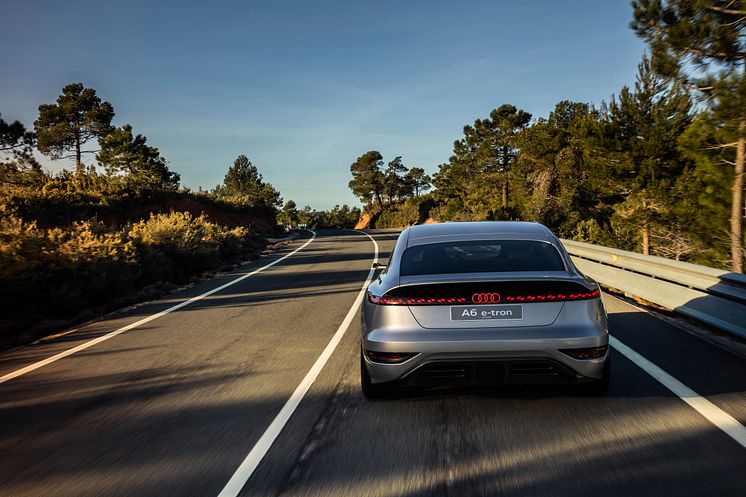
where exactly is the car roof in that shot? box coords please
[405,221,555,247]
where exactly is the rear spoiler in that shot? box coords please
[368,279,600,306]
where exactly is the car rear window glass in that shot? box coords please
[400,240,566,276]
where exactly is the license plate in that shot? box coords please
[450,305,523,321]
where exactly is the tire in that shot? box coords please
[577,358,610,397]
[361,351,392,399]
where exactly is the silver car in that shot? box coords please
[360,221,610,398]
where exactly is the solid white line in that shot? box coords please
[216,230,379,497]
[0,232,318,385]
[610,335,746,450]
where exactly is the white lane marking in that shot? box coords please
[610,335,746,450]
[0,232,318,385]
[217,230,379,497]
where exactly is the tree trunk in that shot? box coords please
[731,120,745,273]
[501,175,508,208]
[375,191,383,211]
[75,131,83,177]
[641,223,650,256]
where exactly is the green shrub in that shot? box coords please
[129,211,249,282]
[309,205,361,229]
[373,195,437,228]
[0,211,257,347]
[0,156,277,347]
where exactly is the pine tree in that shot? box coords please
[433,105,530,219]
[382,156,407,202]
[349,151,385,210]
[97,125,179,191]
[479,105,532,207]
[217,154,281,207]
[223,155,260,194]
[35,83,114,176]
[512,101,600,235]
[404,167,431,196]
[604,55,692,254]
[0,114,35,162]
[632,0,746,270]
[279,200,300,227]
[297,205,315,227]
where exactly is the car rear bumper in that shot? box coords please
[362,323,608,384]
[386,358,591,387]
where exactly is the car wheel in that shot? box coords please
[578,358,610,397]
[360,351,392,399]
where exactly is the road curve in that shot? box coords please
[0,229,744,497]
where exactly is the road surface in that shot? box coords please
[0,229,744,497]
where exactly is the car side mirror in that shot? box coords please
[372,262,387,270]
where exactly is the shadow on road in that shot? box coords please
[608,311,746,398]
[0,231,391,375]
[269,380,746,497]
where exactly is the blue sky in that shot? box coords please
[1,1,645,209]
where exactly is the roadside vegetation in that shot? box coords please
[349,4,746,272]
[1,85,282,347]
[278,200,361,230]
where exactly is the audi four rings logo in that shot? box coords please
[472,292,501,304]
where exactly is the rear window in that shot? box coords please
[400,240,565,276]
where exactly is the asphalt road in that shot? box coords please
[0,229,744,497]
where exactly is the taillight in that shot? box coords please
[559,345,608,360]
[364,350,417,364]
[502,289,600,302]
[368,293,468,305]
[368,283,599,306]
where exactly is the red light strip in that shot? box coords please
[368,289,599,306]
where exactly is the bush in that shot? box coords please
[308,204,361,229]
[0,153,279,347]
[0,211,259,347]
[129,211,249,282]
[1,166,279,233]
[372,195,437,228]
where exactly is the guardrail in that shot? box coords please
[561,239,746,339]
